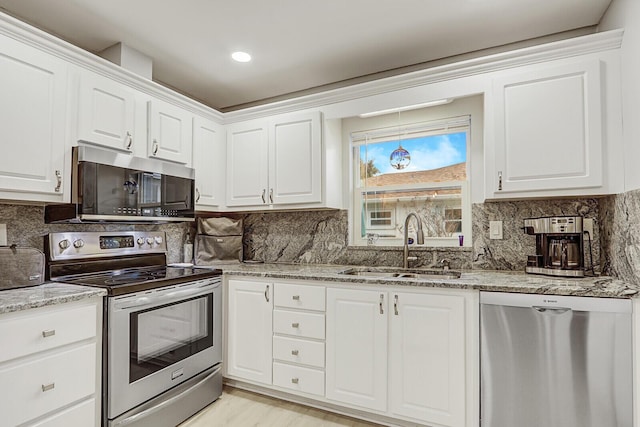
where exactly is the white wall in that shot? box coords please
[600,0,640,191]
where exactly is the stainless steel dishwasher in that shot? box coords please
[480,292,632,427]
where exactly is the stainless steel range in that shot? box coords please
[47,231,223,427]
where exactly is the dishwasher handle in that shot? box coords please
[532,305,571,314]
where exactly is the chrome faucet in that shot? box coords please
[403,213,424,269]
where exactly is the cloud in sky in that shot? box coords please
[361,132,467,175]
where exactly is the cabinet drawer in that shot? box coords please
[28,398,95,427]
[274,283,325,311]
[0,303,97,363]
[0,343,96,426]
[273,336,325,368]
[273,361,324,397]
[273,309,325,339]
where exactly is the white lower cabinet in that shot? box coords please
[389,292,467,427]
[0,297,102,427]
[226,279,273,385]
[325,288,388,412]
[225,277,477,427]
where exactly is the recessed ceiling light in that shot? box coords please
[231,51,252,63]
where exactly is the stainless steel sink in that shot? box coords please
[339,268,461,280]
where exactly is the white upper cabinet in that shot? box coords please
[77,71,136,152]
[226,112,323,209]
[226,119,270,207]
[147,98,193,165]
[0,33,68,202]
[193,116,225,209]
[487,56,615,198]
[269,112,322,205]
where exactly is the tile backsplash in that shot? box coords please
[241,196,602,273]
[0,194,617,278]
[0,204,189,263]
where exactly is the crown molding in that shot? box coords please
[0,11,224,123]
[0,10,622,126]
[224,28,623,123]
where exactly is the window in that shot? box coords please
[351,114,471,247]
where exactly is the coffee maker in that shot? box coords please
[523,216,585,277]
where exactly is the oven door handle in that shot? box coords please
[114,281,220,310]
[112,364,223,427]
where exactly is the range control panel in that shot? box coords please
[48,231,168,261]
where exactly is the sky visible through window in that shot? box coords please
[360,131,467,175]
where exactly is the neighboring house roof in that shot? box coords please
[364,162,466,187]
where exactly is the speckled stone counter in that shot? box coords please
[0,282,106,314]
[205,262,640,298]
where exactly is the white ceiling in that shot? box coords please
[0,0,612,111]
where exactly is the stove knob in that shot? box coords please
[154,236,163,245]
[137,237,145,246]
[58,239,70,250]
[73,239,85,249]
[146,237,153,246]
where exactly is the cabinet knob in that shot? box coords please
[291,349,299,356]
[41,383,55,392]
[291,378,299,384]
[292,295,300,301]
[42,329,56,338]
[291,322,299,328]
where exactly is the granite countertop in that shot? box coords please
[0,282,107,315]
[205,262,640,298]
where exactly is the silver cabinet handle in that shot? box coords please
[291,349,299,356]
[125,131,133,150]
[152,139,159,155]
[264,285,270,302]
[54,170,62,192]
[42,329,56,338]
[292,295,300,301]
[269,188,274,203]
[291,378,299,384]
[195,188,201,203]
[394,294,399,316]
[291,322,299,328]
[498,171,503,191]
[261,189,266,204]
[41,383,55,392]
[379,293,384,315]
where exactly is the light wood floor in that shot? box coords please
[180,386,385,427]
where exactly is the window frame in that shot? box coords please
[349,115,472,248]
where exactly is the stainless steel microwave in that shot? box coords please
[45,146,195,223]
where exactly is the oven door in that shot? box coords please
[107,277,222,420]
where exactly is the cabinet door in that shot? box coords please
[389,291,466,427]
[491,59,603,195]
[147,99,193,164]
[0,34,67,201]
[227,279,273,385]
[77,71,135,152]
[226,119,269,207]
[269,112,322,205]
[326,288,387,411]
[193,116,225,209]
